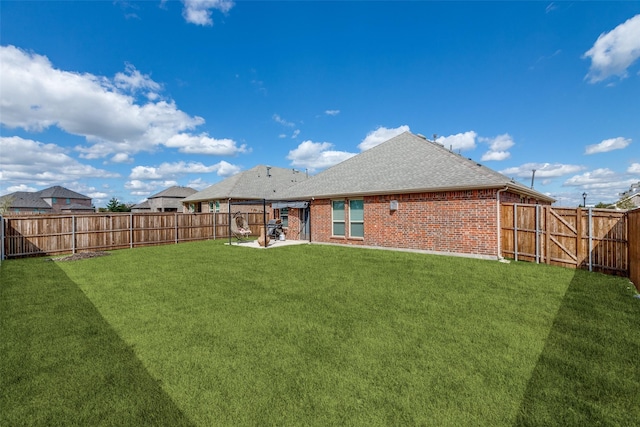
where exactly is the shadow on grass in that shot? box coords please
[516,269,640,426]
[0,258,194,426]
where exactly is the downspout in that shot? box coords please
[496,187,509,260]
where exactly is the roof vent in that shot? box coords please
[416,133,427,140]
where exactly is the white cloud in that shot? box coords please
[0,136,119,184]
[165,133,247,155]
[584,137,631,154]
[292,129,301,139]
[181,0,234,26]
[186,178,210,190]
[4,184,38,194]
[436,131,477,152]
[129,160,239,180]
[111,153,134,163]
[325,110,340,116]
[358,125,410,151]
[114,63,162,94]
[500,162,585,178]
[480,133,515,161]
[287,140,356,171]
[628,163,640,173]
[583,14,640,83]
[125,179,179,196]
[0,45,240,160]
[563,168,628,189]
[273,114,294,127]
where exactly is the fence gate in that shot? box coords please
[501,204,628,276]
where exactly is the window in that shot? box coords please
[280,207,289,227]
[209,200,220,212]
[349,199,364,238]
[66,198,70,205]
[52,197,57,204]
[332,200,345,236]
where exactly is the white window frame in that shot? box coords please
[349,199,364,238]
[331,200,345,237]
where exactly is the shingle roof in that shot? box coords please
[280,131,555,202]
[132,200,151,210]
[148,186,197,199]
[182,165,309,202]
[37,185,90,200]
[0,192,52,210]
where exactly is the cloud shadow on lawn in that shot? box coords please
[515,269,640,426]
[0,258,194,426]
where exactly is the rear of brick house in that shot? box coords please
[280,132,554,258]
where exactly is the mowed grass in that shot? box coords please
[1,240,638,426]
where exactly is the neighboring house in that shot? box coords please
[181,165,309,215]
[0,185,93,214]
[145,186,197,212]
[0,191,53,214]
[618,182,640,209]
[131,200,151,213]
[279,131,554,258]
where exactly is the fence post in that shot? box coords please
[588,208,593,272]
[72,215,77,254]
[175,212,179,244]
[536,205,540,264]
[130,213,133,249]
[513,204,518,262]
[0,215,5,262]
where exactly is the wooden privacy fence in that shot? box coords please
[501,204,634,279]
[1,212,267,259]
[629,208,640,290]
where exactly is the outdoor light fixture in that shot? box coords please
[582,192,587,207]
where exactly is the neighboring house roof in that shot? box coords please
[182,165,309,202]
[37,185,91,200]
[281,131,555,202]
[131,200,151,210]
[148,186,197,199]
[0,191,52,210]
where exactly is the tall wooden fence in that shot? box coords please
[1,212,267,259]
[501,204,636,284]
[629,208,640,290]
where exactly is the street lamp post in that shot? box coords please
[582,192,587,207]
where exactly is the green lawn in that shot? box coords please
[1,240,638,426]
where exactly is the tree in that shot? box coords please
[0,195,15,214]
[105,197,130,212]
[615,198,635,211]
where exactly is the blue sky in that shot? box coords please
[1,1,639,207]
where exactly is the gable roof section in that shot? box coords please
[148,186,197,199]
[0,192,52,210]
[183,165,309,202]
[281,132,554,202]
[37,185,91,200]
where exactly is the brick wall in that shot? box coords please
[308,189,537,257]
[48,198,92,213]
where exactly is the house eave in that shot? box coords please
[287,183,555,203]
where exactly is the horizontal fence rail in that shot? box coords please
[1,212,268,258]
[501,204,633,280]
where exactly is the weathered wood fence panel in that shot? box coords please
[1,212,269,258]
[628,208,640,291]
[501,204,630,277]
